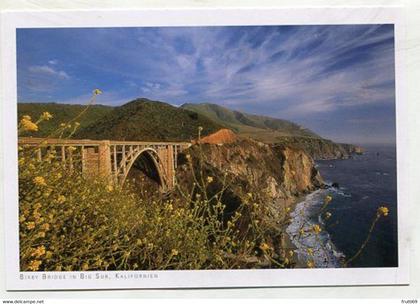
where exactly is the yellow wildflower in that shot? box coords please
[207,176,214,183]
[299,228,305,236]
[41,112,53,121]
[19,215,26,223]
[93,89,103,95]
[26,222,35,230]
[259,242,270,252]
[307,248,313,256]
[325,212,332,219]
[306,260,314,268]
[41,223,50,231]
[378,206,389,217]
[22,115,31,120]
[57,195,66,203]
[28,260,42,271]
[67,146,77,152]
[312,224,322,234]
[21,118,38,132]
[288,250,294,257]
[324,195,333,203]
[45,251,53,259]
[106,185,114,192]
[171,249,179,256]
[33,176,47,187]
[36,231,46,238]
[31,245,46,257]
[82,263,89,271]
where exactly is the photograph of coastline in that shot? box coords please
[16,23,397,272]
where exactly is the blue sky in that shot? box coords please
[17,25,396,144]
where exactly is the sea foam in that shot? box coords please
[286,189,345,268]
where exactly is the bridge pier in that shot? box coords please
[98,141,112,178]
[82,141,112,179]
[157,145,175,191]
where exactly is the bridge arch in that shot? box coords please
[120,147,168,191]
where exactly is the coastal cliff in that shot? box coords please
[273,137,363,160]
[174,137,324,266]
[176,138,323,219]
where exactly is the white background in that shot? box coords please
[0,0,419,300]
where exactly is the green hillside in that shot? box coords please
[181,103,321,143]
[76,98,223,141]
[18,103,113,137]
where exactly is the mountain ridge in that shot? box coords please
[180,102,362,159]
[18,102,113,137]
[180,102,321,141]
[75,98,223,141]
[18,98,362,159]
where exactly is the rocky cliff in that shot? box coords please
[274,137,363,160]
[173,139,323,266]
[176,138,323,217]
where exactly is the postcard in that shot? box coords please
[0,6,409,290]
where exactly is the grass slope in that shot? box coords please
[18,103,113,137]
[76,98,223,141]
[181,103,321,143]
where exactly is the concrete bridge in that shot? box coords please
[18,137,191,192]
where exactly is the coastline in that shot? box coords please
[282,187,346,268]
[281,193,309,268]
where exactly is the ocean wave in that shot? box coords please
[329,187,351,198]
[286,189,345,268]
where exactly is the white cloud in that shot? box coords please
[60,90,135,106]
[28,65,70,80]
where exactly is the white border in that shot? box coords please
[0,7,408,290]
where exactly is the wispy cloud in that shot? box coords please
[17,25,396,143]
[28,65,70,79]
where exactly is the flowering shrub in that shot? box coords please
[18,98,284,271]
[19,148,284,270]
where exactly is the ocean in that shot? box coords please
[286,145,398,268]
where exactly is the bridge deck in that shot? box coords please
[18,137,191,147]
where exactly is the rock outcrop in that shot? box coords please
[176,138,323,213]
[174,138,324,267]
[274,137,363,160]
[195,128,238,144]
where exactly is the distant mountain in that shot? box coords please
[18,99,360,159]
[18,103,113,137]
[181,103,361,159]
[76,98,223,141]
[181,103,321,143]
